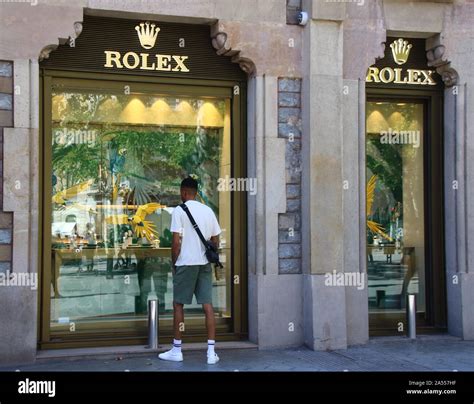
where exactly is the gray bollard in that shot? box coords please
[147,299,159,349]
[407,294,416,339]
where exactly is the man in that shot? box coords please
[159,177,221,365]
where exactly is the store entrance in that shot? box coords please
[366,91,446,335]
[39,73,246,348]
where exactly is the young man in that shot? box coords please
[158,177,221,365]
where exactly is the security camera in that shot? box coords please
[298,11,309,26]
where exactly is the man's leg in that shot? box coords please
[196,264,219,364]
[203,303,218,364]
[158,301,184,362]
[159,263,197,362]
[202,303,216,340]
[173,302,184,340]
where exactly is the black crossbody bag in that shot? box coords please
[179,203,223,269]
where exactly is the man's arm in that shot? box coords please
[210,210,221,248]
[171,232,181,272]
[210,235,219,248]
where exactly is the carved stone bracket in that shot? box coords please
[38,21,83,62]
[426,36,459,88]
[39,44,59,62]
[211,28,256,76]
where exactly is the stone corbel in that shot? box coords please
[38,21,83,62]
[426,36,459,88]
[38,44,59,62]
[210,24,256,76]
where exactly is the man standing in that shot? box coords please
[159,177,221,365]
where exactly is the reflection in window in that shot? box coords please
[50,90,232,333]
[366,101,425,313]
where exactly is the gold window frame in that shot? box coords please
[38,70,247,349]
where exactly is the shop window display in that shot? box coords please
[49,88,232,333]
[366,101,425,315]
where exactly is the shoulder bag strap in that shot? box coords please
[179,203,210,249]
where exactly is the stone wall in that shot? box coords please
[0,0,303,362]
[0,0,472,363]
[287,0,302,24]
[0,61,13,274]
[278,78,302,274]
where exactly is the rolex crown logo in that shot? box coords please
[390,38,412,65]
[135,22,160,49]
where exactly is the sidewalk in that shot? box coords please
[1,335,473,372]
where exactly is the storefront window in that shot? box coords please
[366,101,425,315]
[49,86,232,334]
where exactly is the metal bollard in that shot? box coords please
[147,299,159,349]
[407,294,416,339]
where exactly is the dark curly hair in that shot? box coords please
[180,176,198,191]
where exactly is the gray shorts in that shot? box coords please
[173,263,213,305]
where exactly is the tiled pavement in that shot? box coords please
[1,335,473,372]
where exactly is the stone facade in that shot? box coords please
[0,0,473,365]
[278,78,302,274]
[0,61,13,274]
[286,0,303,24]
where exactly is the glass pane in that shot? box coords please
[50,87,232,334]
[366,101,425,315]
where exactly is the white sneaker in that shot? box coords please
[158,349,183,362]
[207,352,220,365]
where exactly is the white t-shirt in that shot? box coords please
[170,200,221,266]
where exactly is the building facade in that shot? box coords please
[0,0,473,364]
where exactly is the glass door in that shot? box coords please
[40,74,245,347]
[366,99,428,332]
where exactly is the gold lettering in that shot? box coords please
[104,51,123,68]
[104,50,191,73]
[393,68,407,84]
[123,52,140,69]
[172,55,189,72]
[156,55,172,71]
[366,66,436,86]
[379,67,395,83]
[366,67,380,83]
[421,70,436,85]
[140,53,156,70]
[408,69,422,84]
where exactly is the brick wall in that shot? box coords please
[278,78,302,274]
[0,61,13,273]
